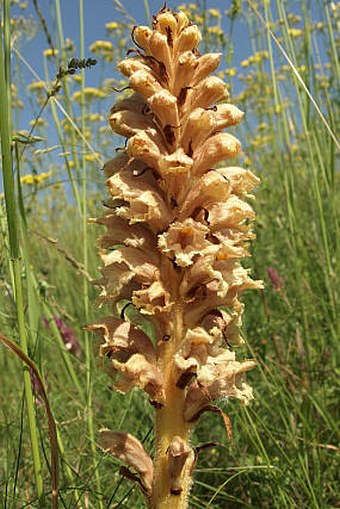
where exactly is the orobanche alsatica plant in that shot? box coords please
[89,6,262,509]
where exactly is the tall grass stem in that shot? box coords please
[79,0,103,506]
[0,1,45,505]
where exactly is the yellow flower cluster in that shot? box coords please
[87,113,105,122]
[258,122,268,131]
[288,28,303,37]
[208,8,221,18]
[11,83,23,109]
[43,48,58,57]
[89,40,114,61]
[224,67,237,77]
[207,25,224,36]
[287,13,302,25]
[30,118,46,127]
[84,152,101,162]
[105,21,120,31]
[20,172,52,186]
[27,81,46,92]
[72,88,106,103]
[250,134,273,148]
[241,51,269,67]
[89,40,113,52]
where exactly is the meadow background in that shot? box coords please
[0,0,339,507]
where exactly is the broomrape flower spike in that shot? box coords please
[89,5,263,509]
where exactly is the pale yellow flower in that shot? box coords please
[105,21,120,31]
[208,8,221,17]
[288,28,303,37]
[27,81,46,92]
[30,118,46,127]
[72,88,106,102]
[20,171,52,186]
[207,26,224,35]
[43,48,58,57]
[89,40,113,53]
[84,152,101,162]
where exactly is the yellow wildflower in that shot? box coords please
[287,13,301,25]
[20,174,34,185]
[30,118,46,127]
[208,8,221,17]
[177,5,190,16]
[39,171,52,181]
[20,172,52,186]
[207,26,223,35]
[27,81,46,92]
[43,48,58,57]
[84,152,101,162]
[250,134,273,147]
[88,113,105,122]
[244,51,268,66]
[89,40,113,53]
[106,21,120,31]
[225,67,236,77]
[288,28,303,37]
[72,91,82,102]
[72,88,106,102]
[274,104,284,115]
[193,14,203,24]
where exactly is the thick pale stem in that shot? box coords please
[151,307,194,509]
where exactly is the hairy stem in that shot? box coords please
[152,306,193,509]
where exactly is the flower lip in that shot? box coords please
[158,218,211,267]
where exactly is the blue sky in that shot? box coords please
[14,0,253,95]
[8,1,255,148]
[1,0,258,196]
[4,0,329,196]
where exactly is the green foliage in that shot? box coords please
[0,0,339,507]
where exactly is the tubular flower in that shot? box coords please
[90,6,262,509]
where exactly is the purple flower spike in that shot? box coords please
[43,315,81,356]
[30,367,45,406]
[267,267,284,291]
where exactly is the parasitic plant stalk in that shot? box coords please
[88,6,262,509]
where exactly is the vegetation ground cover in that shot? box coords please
[0,1,339,507]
